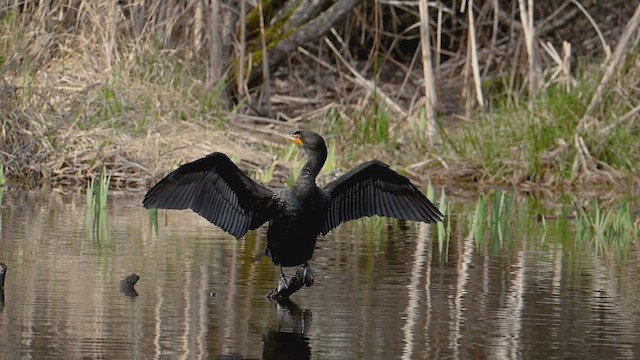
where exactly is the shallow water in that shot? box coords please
[0,191,639,359]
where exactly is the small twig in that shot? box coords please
[324,37,408,118]
[233,113,295,126]
[571,134,593,181]
[568,0,611,59]
[580,3,640,125]
[289,102,337,123]
[599,104,640,136]
[296,46,340,74]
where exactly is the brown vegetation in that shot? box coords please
[0,1,638,193]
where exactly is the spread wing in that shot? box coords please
[321,160,443,235]
[143,152,274,239]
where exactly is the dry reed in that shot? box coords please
[0,0,637,191]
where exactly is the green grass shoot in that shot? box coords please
[574,199,639,252]
[436,187,451,256]
[86,165,111,240]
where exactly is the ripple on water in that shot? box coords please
[1,192,640,359]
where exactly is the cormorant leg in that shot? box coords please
[268,266,304,299]
[277,265,288,291]
[295,262,314,287]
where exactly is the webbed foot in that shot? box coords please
[268,273,304,300]
[295,263,314,287]
[266,264,315,299]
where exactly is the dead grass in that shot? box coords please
[0,1,638,194]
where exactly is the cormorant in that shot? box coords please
[143,130,443,298]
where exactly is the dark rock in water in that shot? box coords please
[0,262,7,289]
[120,273,140,297]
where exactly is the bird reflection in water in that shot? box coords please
[262,299,312,360]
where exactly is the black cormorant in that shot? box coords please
[143,131,443,298]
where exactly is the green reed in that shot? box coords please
[573,199,639,253]
[467,191,515,247]
[148,208,159,234]
[86,166,111,239]
[435,186,451,256]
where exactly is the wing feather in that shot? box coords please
[321,160,444,235]
[143,152,274,239]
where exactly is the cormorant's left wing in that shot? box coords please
[321,160,443,235]
[143,152,274,239]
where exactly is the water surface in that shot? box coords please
[0,191,639,359]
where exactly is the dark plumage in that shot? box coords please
[143,130,443,298]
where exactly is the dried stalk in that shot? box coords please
[482,0,499,78]
[194,0,203,52]
[465,0,484,108]
[418,0,437,139]
[324,38,408,118]
[237,0,247,99]
[599,104,640,136]
[517,0,541,98]
[435,4,443,79]
[207,0,223,88]
[257,0,273,117]
[568,0,611,59]
[580,2,640,126]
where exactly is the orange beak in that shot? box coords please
[289,133,303,146]
[274,130,303,146]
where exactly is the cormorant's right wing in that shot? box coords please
[143,152,274,239]
[321,160,443,235]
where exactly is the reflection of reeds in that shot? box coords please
[148,208,158,234]
[466,191,514,247]
[463,192,638,256]
[430,184,451,255]
[573,200,639,252]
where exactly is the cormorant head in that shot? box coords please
[288,130,327,154]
